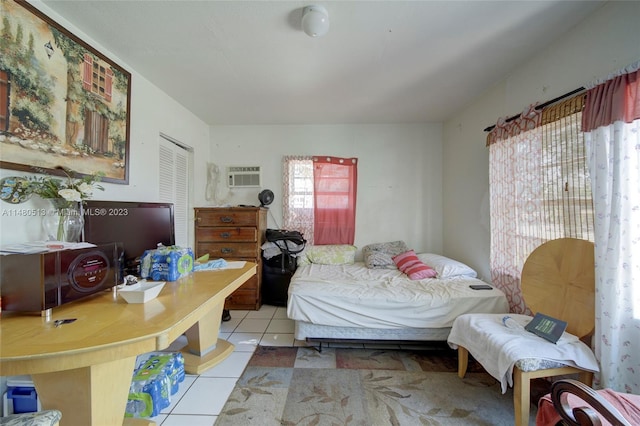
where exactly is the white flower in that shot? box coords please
[26,168,104,202]
[58,188,82,202]
[77,182,94,196]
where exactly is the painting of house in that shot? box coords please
[0,0,129,182]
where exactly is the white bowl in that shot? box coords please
[119,281,165,303]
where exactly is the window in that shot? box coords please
[539,96,593,241]
[82,54,113,102]
[312,156,358,245]
[488,95,594,313]
[283,156,314,242]
[282,155,358,245]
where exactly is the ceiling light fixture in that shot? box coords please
[301,5,329,37]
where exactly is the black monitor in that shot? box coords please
[83,200,175,276]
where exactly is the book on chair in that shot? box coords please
[525,312,567,344]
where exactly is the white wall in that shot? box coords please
[442,1,640,282]
[1,1,636,273]
[0,1,211,247]
[207,124,443,255]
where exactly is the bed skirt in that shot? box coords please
[294,320,451,342]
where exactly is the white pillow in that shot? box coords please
[416,253,477,278]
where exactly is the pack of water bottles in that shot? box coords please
[125,352,186,418]
[140,245,194,282]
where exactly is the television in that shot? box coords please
[83,200,175,277]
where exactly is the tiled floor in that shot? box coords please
[149,304,301,426]
[139,304,435,425]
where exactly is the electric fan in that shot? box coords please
[258,189,274,207]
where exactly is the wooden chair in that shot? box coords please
[455,238,597,426]
[549,379,635,426]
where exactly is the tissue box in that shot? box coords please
[126,352,185,418]
[140,246,194,281]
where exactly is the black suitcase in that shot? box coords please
[261,229,305,306]
[262,252,297,306]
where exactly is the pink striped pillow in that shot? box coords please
[392,250,437,280]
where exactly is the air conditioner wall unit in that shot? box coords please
[227,166,261,187]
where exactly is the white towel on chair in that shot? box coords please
[447,313,600,393]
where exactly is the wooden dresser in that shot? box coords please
[194,207,267,310]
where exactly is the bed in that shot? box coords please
[286,242,509,344]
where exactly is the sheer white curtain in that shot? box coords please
[487,100,592,313]
[282,156,314,242]
[583,61,640,393]
[488,107,544,313]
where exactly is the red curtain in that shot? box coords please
[582,67,640,132]
[312,156,358,245]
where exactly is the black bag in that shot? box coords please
[264,229,306,273]
[263,251,297,273]
[266,229,306,249]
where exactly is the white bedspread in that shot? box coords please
[287,262,509,330]
[447,313,600,393]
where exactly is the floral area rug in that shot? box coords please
[215,345,537,425]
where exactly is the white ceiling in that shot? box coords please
[41,0,604,125]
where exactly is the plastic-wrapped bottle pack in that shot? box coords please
[125,352,185,418]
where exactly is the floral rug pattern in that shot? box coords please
[215,346,533,425]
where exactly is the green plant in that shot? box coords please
[26,166,104,206]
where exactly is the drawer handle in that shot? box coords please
[221,248,234,254]
[220,216,233,223]
[220,232,232,239]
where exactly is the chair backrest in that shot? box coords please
[520,238,595,338]
[551,379,634,426]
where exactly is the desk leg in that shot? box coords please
[31,356,145,426]
[181,301,234,374]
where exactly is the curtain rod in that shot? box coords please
[483,86,586,132]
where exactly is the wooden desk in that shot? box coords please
[0,262,256,426]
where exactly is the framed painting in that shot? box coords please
[0,0,131,184]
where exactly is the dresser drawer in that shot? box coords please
[195,207,266,311]
[225,291,259,310]
[196,209,259,227]
[234,273,258,291]
[224,275,260,310]
[196,227,257,242]
[197,242,259,259]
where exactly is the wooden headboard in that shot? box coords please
[520,238,595,338]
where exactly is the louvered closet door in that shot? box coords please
[159,134,192,247]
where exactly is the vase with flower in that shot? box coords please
[26,167,104,242]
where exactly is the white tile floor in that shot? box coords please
[149,304,301,426]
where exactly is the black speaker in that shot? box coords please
[0,243,121,314]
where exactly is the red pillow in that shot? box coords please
[392,250,437,280]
